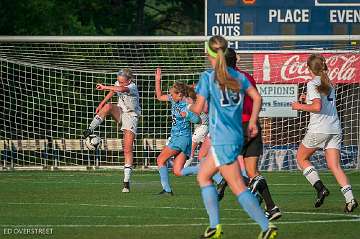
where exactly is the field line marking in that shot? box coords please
[3,202,360,218]
[1,218,359,228]
[1,179,360,187]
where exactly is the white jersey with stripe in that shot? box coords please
[306,76,341,134]
[115,81,141,116]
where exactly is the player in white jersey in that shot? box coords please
[83,68,141,193]
[184,91,209,168]
[292,54,357,212]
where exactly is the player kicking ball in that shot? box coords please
[83,68,141,193]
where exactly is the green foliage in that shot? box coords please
[0,0,204,35]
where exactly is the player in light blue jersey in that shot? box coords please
[190,36,278,239]
[155,68,200,195]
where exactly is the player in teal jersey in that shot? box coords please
[155,68,200,195]
[190,36,278,239]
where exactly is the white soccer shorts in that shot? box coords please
[192,124,209,143]
[302,132,341,150]
[120,112,139,135]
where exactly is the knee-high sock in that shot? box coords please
[237,189,269,232]
[303,166,326,193]
[159,166,172,192]
[303,166,321,186]
[89,115,103,130]
[201,185,220,228]
[181,165,199,176]
[250,175,275,210]
[123,164,132,182]
[341,185,355,203]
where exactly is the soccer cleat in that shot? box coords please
[158,190,174,196]
[83,128,93,138]
[122,182,130,193]
[344,199,358,213]
[200,224,223,239]
[216,179,228,201]
[265,206,282,221]
[314,186,330,208]
[258,223,278,239]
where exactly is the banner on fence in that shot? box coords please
[253,53,360,83]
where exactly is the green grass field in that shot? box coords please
[0,170,359,239]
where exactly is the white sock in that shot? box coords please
[341,185,354,203]
[124,164,133,183]
[184,157,193,168]
[89,115,103,131]
[303,166,320,186]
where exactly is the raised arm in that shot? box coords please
[155,68,169,101]
[96,84,130,93]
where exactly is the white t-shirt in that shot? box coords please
[306,76,341,134]
[115,81,141,116]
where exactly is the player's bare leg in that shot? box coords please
[83,103,121,138]
[198,136,210,160]
[217,155,249,201]
[173,152,187,176]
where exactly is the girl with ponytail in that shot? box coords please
[292,53,358,213]
[154,68,201,195]
[189,35,278,239]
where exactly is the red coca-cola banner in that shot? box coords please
[253,53,360,84]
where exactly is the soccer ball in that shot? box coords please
[84,134,102,150]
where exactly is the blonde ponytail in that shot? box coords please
[307,54,331,95]
[208,36,240,92]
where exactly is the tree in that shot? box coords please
[0,0,204,35]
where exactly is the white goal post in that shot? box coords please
[0,35,359,171]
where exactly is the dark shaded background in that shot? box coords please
[0,0,204,35]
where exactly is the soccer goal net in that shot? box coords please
[0,35,359,171]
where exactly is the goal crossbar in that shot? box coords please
[0,35,360,42]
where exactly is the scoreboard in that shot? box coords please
[206,0,360,118]
[206,0,360,36]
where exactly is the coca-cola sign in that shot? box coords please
[253,53,360,84]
